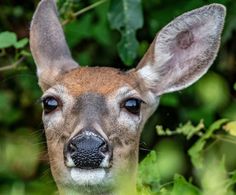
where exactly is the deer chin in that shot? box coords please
[61,167,114,194]
[70,167,112,186]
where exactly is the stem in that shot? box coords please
[160,181,174,188]
[0,56,25,71]
[203,139,219,152]
[62,0,108,25]
[0,49,6,57]
[214,135,236,145]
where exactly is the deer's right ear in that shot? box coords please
[30,0,79,91]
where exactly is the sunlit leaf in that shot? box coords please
[156,120,204,139]
[171,175,201,195]
[0,31,17,48]
[197,158,233,195]
[223,121,236,136]
[137,151,161,192]
[14,38,28,49]
[188,119,229,168]
[156,125,174,136]
[177,121,204,139]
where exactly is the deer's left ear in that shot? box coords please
[135,4,226,96]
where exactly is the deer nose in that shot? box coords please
[67,131,110,169]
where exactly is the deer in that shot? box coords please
[30,0,226,194]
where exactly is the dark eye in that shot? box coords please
[123,98,142,115]
[42,97,59,114]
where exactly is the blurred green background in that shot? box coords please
[0,0,235,194]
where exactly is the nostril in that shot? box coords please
[68,142,77,155]
[99,142,109,155]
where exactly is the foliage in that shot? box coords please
[138,120,236,194]
[0,0,235,194]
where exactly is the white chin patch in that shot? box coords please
[70,168,106,185]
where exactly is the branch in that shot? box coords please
[62,0,108,26]
[0,56,25,72]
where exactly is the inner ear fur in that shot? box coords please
[136,4,226,96]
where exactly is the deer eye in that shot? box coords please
[123,98,142,115]
[42,96,59,114]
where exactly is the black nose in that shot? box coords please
[67,131,109,169]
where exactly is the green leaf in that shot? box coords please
[137,151,161,192]
[20,49,31,57]
[0,31,17,48]
[229,170,236,186]
[188,119,229,168]
[188,138,206,168]
[156,125,174,136]
[14,38,28,49]
[156,120,204,139]
[108,0,143,65]
[222,100,236,121]
[117,30,139,65]
[176,120,204,140]
[171,175,201,195]
[198,158,233,195]
[65,15,93,47]
[195,72,230,111]
[204,118,229,139]
[155,140,185,180]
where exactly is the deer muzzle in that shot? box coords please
[64,128,112,170]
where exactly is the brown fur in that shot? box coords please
[59,67,138,96]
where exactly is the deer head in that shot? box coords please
[30,0,226,194]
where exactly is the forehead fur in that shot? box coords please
[58,67,139,95]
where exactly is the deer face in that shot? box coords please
[30,0,225,194]
[41,67,158,193]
